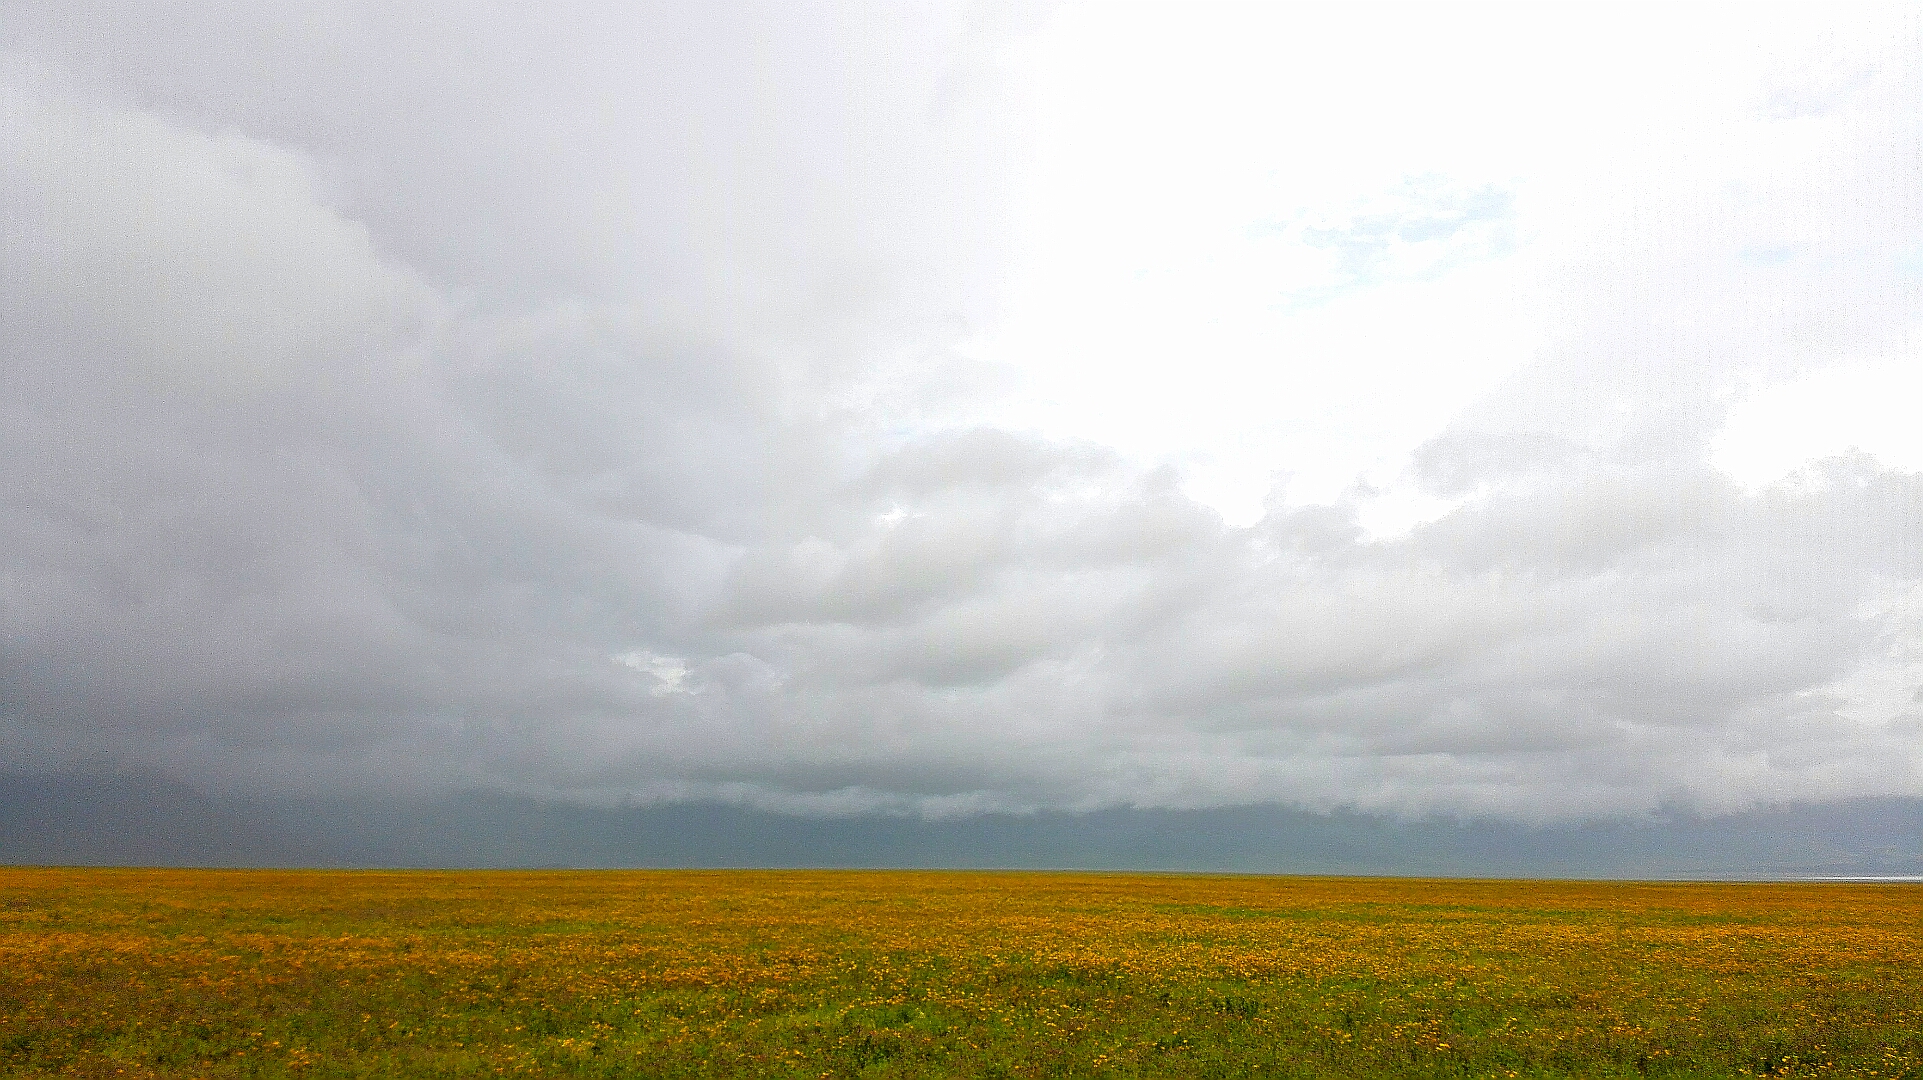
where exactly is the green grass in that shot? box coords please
[3,868,1921,1077]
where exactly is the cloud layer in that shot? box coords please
[4,3,1921,822]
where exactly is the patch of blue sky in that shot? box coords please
[1246,179,1518,311]
[1739,245,1800,266]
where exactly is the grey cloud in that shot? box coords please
[9,2,1017,313]
[1410,430,1584,498]
[861,427,1123,500]
[4,5,1922,824]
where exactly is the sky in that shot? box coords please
[4,2,1922,828]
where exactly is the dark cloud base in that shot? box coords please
[6,770,1919,880]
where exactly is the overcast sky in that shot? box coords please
[4,2,1921,823]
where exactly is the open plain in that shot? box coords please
[3,868,1920,1077]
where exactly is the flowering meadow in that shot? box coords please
[3,868,1920,1077]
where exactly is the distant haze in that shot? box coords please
[4,4,1922,854]
[7,771,1923,880]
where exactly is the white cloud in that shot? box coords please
[616,651,692,697]
[1714,352,1923,489]
[961,3,1923,529]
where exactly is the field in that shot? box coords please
[3,869,1921,1077]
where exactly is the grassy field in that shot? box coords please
[3,869,1921,1077]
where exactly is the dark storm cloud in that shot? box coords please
[4,3,1921,822]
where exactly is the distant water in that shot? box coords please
[1798,876,1923,883]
